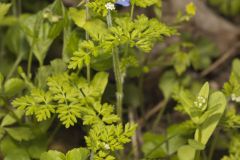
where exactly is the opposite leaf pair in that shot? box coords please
[177,82,226,160]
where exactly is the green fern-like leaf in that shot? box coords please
[68,40,100,71]
[103,15,176,52]
[85,123,137,159]
[68,50,90,70]
[12,88,55,121]
[57,103,82,128]
[82,102,120,126]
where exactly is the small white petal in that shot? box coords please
[236,97,240,102]
[104,143,110,150]
[105,2,115,10]
[231,94,236,100]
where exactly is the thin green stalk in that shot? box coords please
[62,18,71,61]
[85,0,91,82]
[130,4,135,20]
[145,134,178,158]
[27,44,34,78]
[106,11,123,119]
[7,0,22,79]
[15,0,21,17]
[5,104,23,125]
[138,74,145,121]
[90,151,94,160]
[12,0,21,17]
[195,129,202,160]
[27,13,43,78]
[195,151,200,160]
[7,54,23,79]
[18,0,21,16]
[113,48,123,119]
[124,44,129,57]
[87,63,91,82]
[62,0,70,61]
[106,10,113,27]
[129,109,139,160]
[166,131,170,159]
[208,130,219,160]
[12,0,17,16]
[152,99,168,128]
[85,0,90,40]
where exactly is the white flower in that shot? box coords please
[231,93,236,101]
[43,12,50,18]
[194,96,207,110]
[104,143,110,150]
[231,93,240,102]
[236,97,240,102]
[105,2,115,10]
[202,98,206,103]
[50,15,61,22]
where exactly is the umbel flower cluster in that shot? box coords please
[231,94,240,102]
[105,2,115,10]
[194,96,207,109]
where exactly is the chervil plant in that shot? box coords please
[0,0,176,159]
[2,0,239,160]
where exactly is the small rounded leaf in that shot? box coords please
[40,150,65,160]
[177,145,195,160]
[66,148,90,160]
[4,78,25,97]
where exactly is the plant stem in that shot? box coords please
[106,11,123,119]
[85,0,91,82]
[12,0,17,16]
[27,43,34,79]
[145,134,178,158]
[152,99,168,128]
[5,104,23,125]
[7,54,23,79]
[90,151,94,160]
[195,129,202,160]
[87,63,91,82]
[195,151,200,160]
[208,130,219,160]
[62,16,70,61]
[7,0,22,79]
[11,0,21,17]
[85,0,90,39]
[106,10,113,27]
[130,4,135,20]
[16,0,21,17]
[113,49,123,119]
[129,109,139,160]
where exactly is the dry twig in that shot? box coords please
[201,42,240,76]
